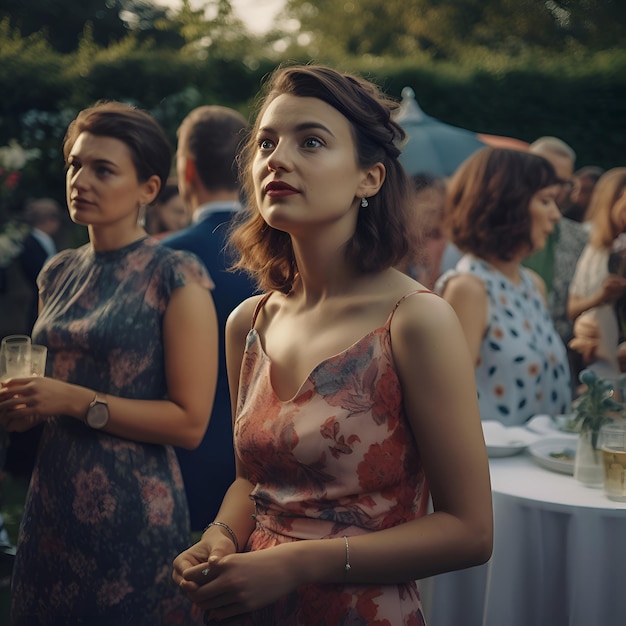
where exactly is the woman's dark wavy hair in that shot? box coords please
[63,101,172,198]
[445,147,560,261]
[229,64,413,292]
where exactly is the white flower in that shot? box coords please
[0,221,29,268]
[0,233,24,268]
[0,139,40,171]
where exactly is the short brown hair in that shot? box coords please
[229,64,413,292]
[177,105,248,192]
[445,147,559,261]
[63,101,172,195]
[588,168,626,248]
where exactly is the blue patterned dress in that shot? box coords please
[10,238,211,626]
[437,255,571,425]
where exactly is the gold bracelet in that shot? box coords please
[343,536,351,578]
[204,521,239,553]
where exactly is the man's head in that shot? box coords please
[176,105,249,211]
[569,166,605,221]
[24,197,62,236]
[529,136,576,210]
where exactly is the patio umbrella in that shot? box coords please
[394,87,486,177]
[477,133,530,151]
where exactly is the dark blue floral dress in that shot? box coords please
[10,238,211,626]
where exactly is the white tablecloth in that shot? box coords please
[420,451,626,626]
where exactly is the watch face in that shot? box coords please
[87,402,109,429]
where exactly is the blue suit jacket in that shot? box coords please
[161,208,258,530]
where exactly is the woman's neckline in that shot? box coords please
[91,236,149,261]
[248,324,386,404]
[470,255,526,287]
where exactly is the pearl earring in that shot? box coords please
[360,197,369,208]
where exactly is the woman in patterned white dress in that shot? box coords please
[173,65,493,625]
[436,147,571,424]
[567,168,626,379]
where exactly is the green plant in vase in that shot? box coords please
[572,368,622,486]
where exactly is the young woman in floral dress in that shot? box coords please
[173,65,493,626]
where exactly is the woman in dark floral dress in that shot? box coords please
[173,65,493,625]
[0,102,218,625]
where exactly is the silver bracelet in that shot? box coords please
[204,521,240,553]
[343,536,351,578]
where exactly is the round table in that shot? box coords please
[420,450,626,626]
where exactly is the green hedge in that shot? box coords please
[359,51,626,170]
[1,39,624,220]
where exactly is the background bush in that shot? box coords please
[1,22,624,233]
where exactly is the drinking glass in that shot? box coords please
[1,335,31,348]
[599,421,626,502]
[30,344,48,376]
[0,335,32,380]
[1,343,32,380]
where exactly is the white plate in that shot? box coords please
[528,437,577,475]
[526,414,579,436]
[482,421,537,458]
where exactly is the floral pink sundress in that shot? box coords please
[226,291,430,626]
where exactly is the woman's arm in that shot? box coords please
[289,293,493,585]
[0,282,218,449]
[439,273,487,365]
[568,275,626,321]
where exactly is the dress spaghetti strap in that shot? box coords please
[251,292,273,329]
[385,289,433,328]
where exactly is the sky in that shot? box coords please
[157,0,287,34]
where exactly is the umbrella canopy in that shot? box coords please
[477,133,530,151]
[394,87,486,177]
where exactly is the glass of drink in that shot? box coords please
[0,335,32,379]
[599,421,626,502]
[1,335,31,348]
[1,343,31,380]
[30,344,48,376]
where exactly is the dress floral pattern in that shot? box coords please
[214,292,430,626]
[437,255,571,425]
[10,238,211,626]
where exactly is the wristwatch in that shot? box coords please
[85,393,109,429]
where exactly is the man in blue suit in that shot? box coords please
[161,105,257,531]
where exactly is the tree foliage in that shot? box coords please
[2,0,121,53]
[0,0,624,221]
[282,0,626,59]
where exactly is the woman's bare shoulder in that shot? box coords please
[440,272,486,300]
[227,293,269,337]
[391,288,461,336]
